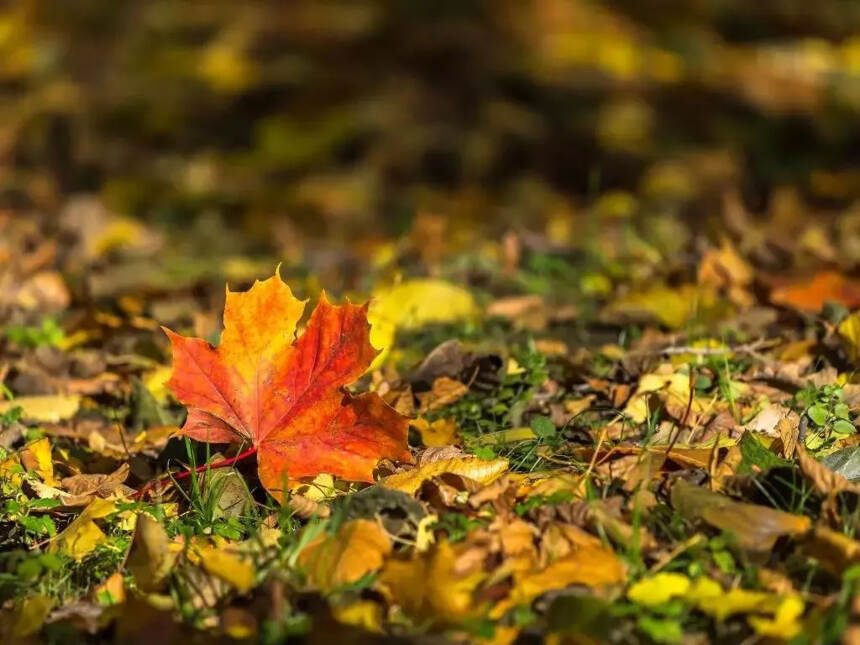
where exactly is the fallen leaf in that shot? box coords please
[491,537,626,618]
[287,493,331,519]
[190,545,255,592]
[11,594,53,638]
[627,572,691,607]
[747,595,804,640]
[381,456,509,496]
[163,271,411,497]
[368,279,479,367]
[821,445,860,481]
[298,519,391,591]
[771,271,860,312]
[603,284,725,329]
[623,366,706,424]
[838,310,860,364]
[671,480,811,552]
[50,498,118,561]
[796,443,860,496]
[126,514,177,592]
[19,437,57,486]
[58,463,132,506]
[94,572,125,606]
[698,238,754,290]
[331,600,383,633]
[377,539,487,622]
[416,377,470,413]
[0,395,81,424]
[412,417,459,447]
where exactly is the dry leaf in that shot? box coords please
[491,537,626,618]
[671,480,811,552]
[191,545,255,592]
[368,280,479,368]
[412,417,459,447]
[19,437,57,486]
[377,539,487,622]
[50,498,118,561]
[416,377,469,413]
[381,456,509,496]
[163,271,411,497]
[126,514,177,593]
[771,271,860,312]
[298,519,391,591]
[0,395,81,424]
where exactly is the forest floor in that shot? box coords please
[4,212,860,645]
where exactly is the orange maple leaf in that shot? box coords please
[162,271,411,496]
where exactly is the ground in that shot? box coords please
[4,2,860,644]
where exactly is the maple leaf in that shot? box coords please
[163,271,411,496]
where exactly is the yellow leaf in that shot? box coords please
[381,456,509,496]
[684,576,723,604]
[478,427,537,445]
[298,519,391,592]
[377,539,487,622]
[198,34,256,93]
[12,594,53,638]
[412,418,459,447]
[368,280,478,368]
[415,514,438,552]
[0,394,80,423]
[126,514,177,593]
[624,367,705,424]
[19,437,57,486]
[492,540,626,618]
[94,572,126,606]
[627,572,691,607]
[290,473,337,502]
[748,595,804,640]
[193,546,255,592]
[839,311,860,364]
[605,284,725,329]
[331,600,383,633]
[50,498,117,561]
[0,454,22,487]
[696,588,777,621]
[143,365,173,403]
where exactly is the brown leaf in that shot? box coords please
[287,494,331,519]
[60,463,131,502]
[416,377,469,413]
[671,479,811,552]
[795,444,860,496]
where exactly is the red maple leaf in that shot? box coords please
[162,272,411,496]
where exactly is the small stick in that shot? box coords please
[133,446,258,500]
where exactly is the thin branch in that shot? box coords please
[133,446,258,500]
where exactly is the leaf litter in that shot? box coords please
[6,4,860,643]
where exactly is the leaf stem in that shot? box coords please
[133,446,258,500]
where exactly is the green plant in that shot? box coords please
[795,384,856,453]
[3,318,65,348]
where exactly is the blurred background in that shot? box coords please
[5,0,860,322]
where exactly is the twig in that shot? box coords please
[133,446,258,500]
